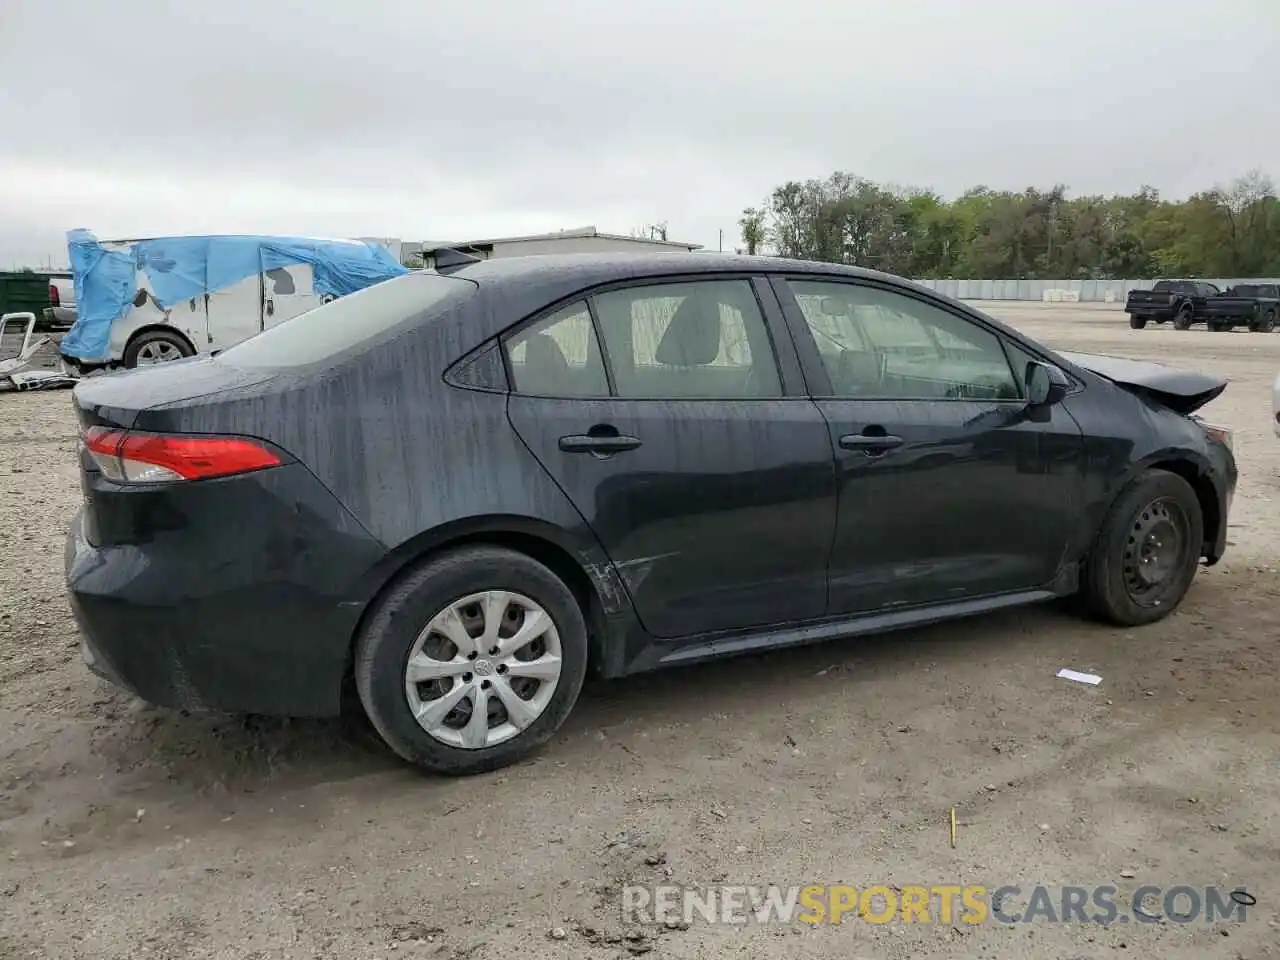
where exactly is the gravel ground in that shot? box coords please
[1,303,1279,959]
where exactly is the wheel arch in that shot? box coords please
[1107,451,1222,559]
[344,515,628,682]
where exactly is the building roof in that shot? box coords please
[414,226,702,256]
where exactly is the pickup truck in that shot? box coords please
[1201,283,1279,332]
[42,277,76,330]
[1125,279,1221,329]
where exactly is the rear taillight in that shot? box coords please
[49,283,60,307]
[83,427,281,483]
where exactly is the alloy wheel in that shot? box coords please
[135,341,185,364]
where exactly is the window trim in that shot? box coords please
[498,273,801,402]
[772,275,1051,404]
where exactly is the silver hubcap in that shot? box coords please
[136,341,183,364]
[404,590,563,750]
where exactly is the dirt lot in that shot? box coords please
[2,303,1279,959]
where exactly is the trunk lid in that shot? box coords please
[71,356,277,431]
[1126,290,1172,304]
[1059,351,1227,415]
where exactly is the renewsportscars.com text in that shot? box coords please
[622,883,1252,927]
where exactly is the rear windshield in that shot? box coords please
[216,272,476,369]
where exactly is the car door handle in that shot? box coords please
[839,433,904,452]
[558,434,643,454]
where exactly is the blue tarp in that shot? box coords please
[60,229,409,360]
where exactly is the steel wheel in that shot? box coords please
[1121,497,1190,608]
[135,340,185,364]
[404,590,563,749]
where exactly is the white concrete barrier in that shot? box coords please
[1042,289,1081,303]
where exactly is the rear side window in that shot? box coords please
[590,279,782,398]
[217,273,476,369]
[505,301,609,397]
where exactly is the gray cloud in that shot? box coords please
[1,0,1275,266]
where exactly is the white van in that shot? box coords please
[59,231,407,372]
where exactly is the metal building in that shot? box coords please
[399,226,701,269]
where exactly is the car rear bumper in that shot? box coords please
[1203,309,1255,325]
[65,463,388,717]
[1126,305,1174,321]
[42,306,77,328]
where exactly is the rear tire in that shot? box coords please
[1128,315,1147,330]
[354,546,588,775]
[1078,469,1203,626]
[1173,306,1194,330]
[1259,310,1276,333]
[123,329,195,368]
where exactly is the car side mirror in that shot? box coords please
[1026,361,1069,406]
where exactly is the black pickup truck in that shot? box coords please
[1125,279,1221,329]
[1200,283,1279,332]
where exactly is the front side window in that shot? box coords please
[589,279,782,398]
[504,301,608,397]
[788,280,1020,401]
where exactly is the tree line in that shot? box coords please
[736,170,1280,279]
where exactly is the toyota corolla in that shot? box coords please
[65,253,1237,774]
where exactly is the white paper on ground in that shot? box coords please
[1056,668,1102,685]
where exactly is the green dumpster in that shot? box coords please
[0,271,55,319]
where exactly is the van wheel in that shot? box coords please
[1078,469,1203,626]
[123,330,195,368]
[1173,306,1194,330]
[1128,315,1147,329]
[354,546,588,775]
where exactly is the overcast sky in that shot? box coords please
[1,0,1274,267]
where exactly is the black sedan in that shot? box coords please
[66,253,1238,774]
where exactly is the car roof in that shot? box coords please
[436,251,904,287]
[420,251,1022,352]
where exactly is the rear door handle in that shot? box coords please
[839,433,904,452]
[559,434,643,454]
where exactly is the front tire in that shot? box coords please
[1173,306,1194,330]
[1257,310,1276,333]
[1079,469,1204,626]
[354,546,588,775]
